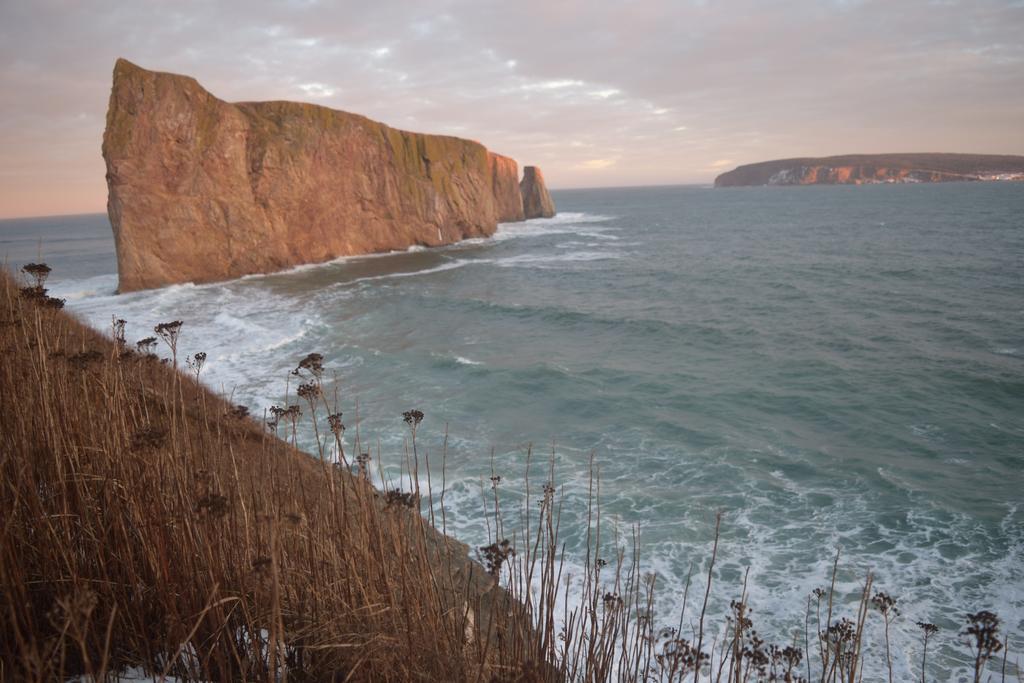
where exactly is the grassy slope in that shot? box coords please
[0,270,537,681]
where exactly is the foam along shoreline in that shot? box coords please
[47,210,625,423]
[49,212,615,299]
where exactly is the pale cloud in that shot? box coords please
[577,159,616,170]
[521,79,586,91]
[710,159,735,168]
[297,82,337,98]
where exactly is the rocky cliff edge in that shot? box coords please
[103,59,555,291]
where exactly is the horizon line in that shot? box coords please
[0,183,718,222]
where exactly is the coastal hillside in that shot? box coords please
[103,59,554,292]
[714,153,1024,186]
[0,266,545,680]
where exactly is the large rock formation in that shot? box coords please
[519,166,556,218]
[714,153,1024,187]
[103,59,555,292]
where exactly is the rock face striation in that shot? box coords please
[103,59,555,292]
[714,153,1024,187]
[520,166,556,218]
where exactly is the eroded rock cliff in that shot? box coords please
[520,166,555,219]
[714,153,1024,187]
[103,59,551,291]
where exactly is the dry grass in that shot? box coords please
[1,264,1018,682]
[0,267,544,681]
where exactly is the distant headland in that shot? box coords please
[714,153,1024,187]
[103,59,554,292]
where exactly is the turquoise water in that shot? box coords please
[4,183,1022,679]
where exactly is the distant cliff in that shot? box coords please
[103,59,555,292]
[714,154,1024,187]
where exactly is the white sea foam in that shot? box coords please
[339,259,475,287]
[48,273,118,301]
[490,213,619,243]
[423,432,1024,681]
[50,213,618,299]
[237,246,431,281]
[376,426,1021,680]
[502,211,615,226]
[220,213,622,283]
[62,275,323,411]
[320,247,625,287]
[429,351,484,367]
[576,230,620,240]
[493,251,621,268]
[555,241,605,249]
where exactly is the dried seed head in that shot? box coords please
[154,320,183,337]
[603,592,624,610]
[963,610,1003,659]
[328,413,345,436]
[295,352,324,378]
[187,351,206,377]
[479,539,515,576]
[297,382,320,401]
[112,317,127,350]
[871,591,899,617]
[21,262,52,288]
[136,337,158,354]
[385,489,419,509]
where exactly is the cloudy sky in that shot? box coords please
[1,0,1022,218]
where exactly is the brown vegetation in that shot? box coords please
[0,266,536,680]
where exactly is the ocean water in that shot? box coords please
[3,183,1022,680]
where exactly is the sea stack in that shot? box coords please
[520,166,556,219]
[102,59,551,292]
